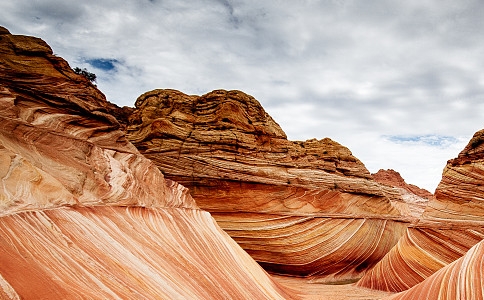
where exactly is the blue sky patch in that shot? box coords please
[85,58,119,71]
[384,135,459,147]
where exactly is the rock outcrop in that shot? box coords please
[0,27,291,299]
[358,130,484,293]
[125,88,416,282]
[372,169,434,200]
[372,169,431,219]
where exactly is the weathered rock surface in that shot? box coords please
[0,207,293,299]
[358,130,484,293]
[125,88,416,282]
[372,169,434,200]
[386,238,484,300]
[372,169,431,219]
[357,226,484,292]
[0,27,291,299]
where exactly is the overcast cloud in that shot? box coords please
[2,0,484,191]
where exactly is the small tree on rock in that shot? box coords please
[73,67,97,83]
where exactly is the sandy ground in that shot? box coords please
[272,275,395,300]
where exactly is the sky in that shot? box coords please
[2,0,484,192]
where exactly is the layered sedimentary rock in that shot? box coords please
[372,169,431,219]
[357,226,484,292]
[358,130,484,293]
[125,88,415,282]
[0,207,292,299]
[386,238,484,300]
[0,27,290,299]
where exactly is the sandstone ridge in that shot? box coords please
[125,88,423,282]
[0,27,291,299]
[358,130,484,294]
[3,26,483,299]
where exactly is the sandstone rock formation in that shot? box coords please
[124,88,419,283]
[372,169,434,200]
[0,27,291,299]
[386,238,484,300]
[372,169,431,219]
[358,130,484,293]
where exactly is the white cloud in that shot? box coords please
[1,0,484,191]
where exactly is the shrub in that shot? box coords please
[73,67,97,83]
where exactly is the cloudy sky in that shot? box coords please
[2,0,484,191]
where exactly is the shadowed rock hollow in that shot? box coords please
[125,88,428,283]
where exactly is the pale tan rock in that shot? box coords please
[0,142,75,216]
[0,29,197,212]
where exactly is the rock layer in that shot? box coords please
[386,238,484,300]
[358,130,484,293]
[0,207,290,299]
[125,88,416,282]
[0,27,291,299]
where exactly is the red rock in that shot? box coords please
[372,169,432,219]
[372,169,434,200]
[125,88,416,282]
[0,207,292,299]
[357,130,484,294]
[0,27,291,299]
[386,238,484,300]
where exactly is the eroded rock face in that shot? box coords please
[0,27,291,299]
[372,169,431,219]
[372,169,434,200]
[358,130,484,293]
[0,28,187,213]
[125,88,415,282]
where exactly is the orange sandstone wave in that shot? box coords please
[386,238,484,300]
[0,206,290,299]
[124,88,424,282]
[358,130,484,293]
[0,27,293,299]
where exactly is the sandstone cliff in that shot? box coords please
[125,88,419,283]
[0,27,291,299]
[358,130,484,294]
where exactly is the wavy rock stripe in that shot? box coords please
[123,88,423,281]
[0,273,19,300]
[357,227,484,292]
[0,115,196,214]
[358,129,484,293]
[0,206,291,299]
[0,40,198,213]
[0,29,295,299]
[424,156,484,224]
[212,212,408,282]
[386,238,484,300]
[0,141,75,215]
[188,181,405,219]
[371,169,431,219]
[126,89,408,218]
